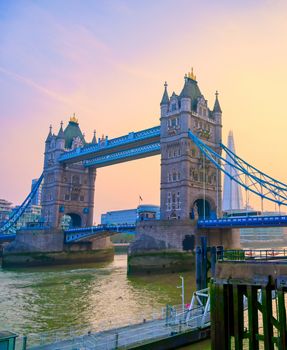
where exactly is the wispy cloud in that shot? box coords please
[0,66,71,105]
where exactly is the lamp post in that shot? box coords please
[177,276,185,313]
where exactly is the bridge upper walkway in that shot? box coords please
[58,125,160,165]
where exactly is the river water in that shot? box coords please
[0,252,210,349]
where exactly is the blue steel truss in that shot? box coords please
[83,142,160,168]
[59,126,160,163]
[0,174,44,235]
[188,130,287,207]
[65,224,136,243]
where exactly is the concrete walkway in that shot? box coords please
[28,313,208,350]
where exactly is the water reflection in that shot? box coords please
[0,254,196,337]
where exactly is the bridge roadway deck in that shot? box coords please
[198,214,287,228]
[28,311,210,350]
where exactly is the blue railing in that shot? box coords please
[198,215,287,228]
[65,224,136,243]
[0,233,16,242]
[59,126,160,162]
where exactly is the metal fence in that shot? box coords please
[221,249,287,261]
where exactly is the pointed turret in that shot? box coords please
[91,130,97,144]
[160,82,169,118]
[213,91,222,113]
[160,82,169,106]
[56,121,65,150]
[57,121,65,139]
[45,125,53,143]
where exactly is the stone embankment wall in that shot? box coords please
[2,229,114,267]
[128,219,240,274]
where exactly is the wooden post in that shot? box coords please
[201,236,207,290]
[196,246,202,291]
[233,285,244,350]
[261,285,274,350]
[211,246,217,278]
[277,289,287,350]
[211,281,230,350]
[247,285,259,350]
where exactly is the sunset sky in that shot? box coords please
[1,0,287,222]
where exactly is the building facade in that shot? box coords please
[101,205,160,225]
[159,70,222,221]
[0,199,13,224]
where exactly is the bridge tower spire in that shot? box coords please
[160,81,169,117]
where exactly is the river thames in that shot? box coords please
[0,251,210,349]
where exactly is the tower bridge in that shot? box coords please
[2,69,287,268]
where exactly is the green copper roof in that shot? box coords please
[180,77,202,110]
[63,121,86,149]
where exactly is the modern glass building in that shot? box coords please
[101,205,160,225]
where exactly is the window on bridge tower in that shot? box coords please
[177,192,180,209]
[71,193,79,201]
[172,193,176,210]
[167,192,171,211]
[72,175,80,185]
[172,171,177,181]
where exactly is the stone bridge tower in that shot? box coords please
[160,69,222,221]
[41,116,96,229]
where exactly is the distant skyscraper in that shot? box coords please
[222,131,244,211]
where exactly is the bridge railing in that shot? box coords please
[64,224,137,243]
[198,215,287,228]
[220,249,287,261]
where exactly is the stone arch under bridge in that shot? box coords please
[190,196,216,220]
